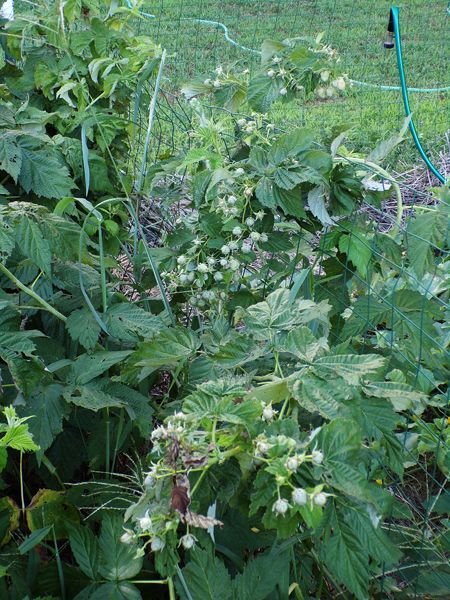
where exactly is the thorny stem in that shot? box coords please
[0,262,67,322]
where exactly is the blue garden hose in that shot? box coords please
[389,7,447,184]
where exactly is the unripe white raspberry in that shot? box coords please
[143,473,155,489]
[292,488,308,506]
[151,537,165,552]
[262,405,275,421]
[120,531,134,544]
[180,533,197,549]
[139,514,152,531]
[272,498,290,515]
[311,450,324,465]
[256,440,270,454]
[197,263,208,273]
[313,492,327,507]
[285,456,300,471]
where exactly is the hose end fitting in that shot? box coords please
[384,8,395,49]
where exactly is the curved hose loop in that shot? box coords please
[350,80,450,93]
[391,7,446,185]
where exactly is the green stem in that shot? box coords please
[136,49,167,193]
[105,408,111,478]
[316,571,324,599]
[30,271,43,290]
[190,468,208,498]
[0,262,67,322]
[167,576,176,600]
[53,526,66,600]
[58,0,66,40]
[18,304,63,315]
[278,395,290,420]
[310,549,341,598]
[19,452,25,512]
[129,580,168,584]
[273,351,284,377]
[111,408,125,473]
[85,92,106,111]
[211,419,217,446]
[98,221,108,313]
[375,560,450,579]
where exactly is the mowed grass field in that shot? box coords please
[139,0,449,168]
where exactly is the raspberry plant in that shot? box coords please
[0,1,448,599]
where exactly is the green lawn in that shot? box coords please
[139,0,449,168]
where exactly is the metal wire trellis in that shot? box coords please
[133,0,449,168]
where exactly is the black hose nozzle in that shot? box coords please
[384,8,395,48]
